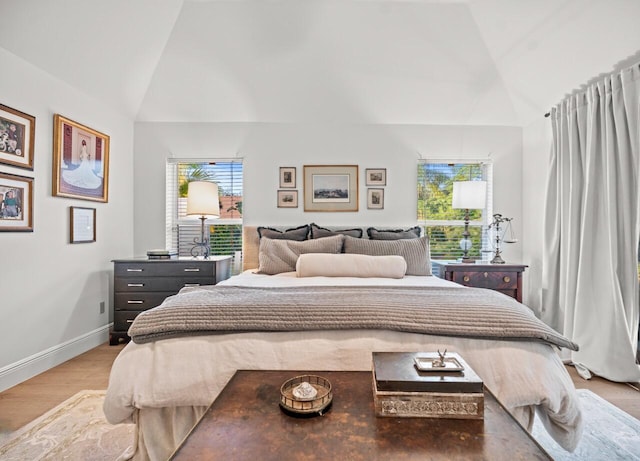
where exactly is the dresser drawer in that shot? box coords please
[451,270,519,290]
[114,277,213,292]
[114,311,141,331]
[114,261,215,278]
[114,292,174,311]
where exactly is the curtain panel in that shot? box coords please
[543,63,640,382]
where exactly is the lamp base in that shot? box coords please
[490,254,505,264]
[460,257,475,263]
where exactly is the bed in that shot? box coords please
[104,225,583,461]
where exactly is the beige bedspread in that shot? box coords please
[104,273,583,461]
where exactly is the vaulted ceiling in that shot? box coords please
[2,0,639,126]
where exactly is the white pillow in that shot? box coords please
[296,253,407,279]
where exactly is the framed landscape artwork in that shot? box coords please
[365,168,386,186]
[303,165,358,212]
[277,190,298,208]
[52,114,110,202]
[0,171,33,232]
[0,103,35,170]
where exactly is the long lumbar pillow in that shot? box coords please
[296,253,407,279]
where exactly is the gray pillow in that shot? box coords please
[343,235,431,276]
[257,225,309,241]
[258,234,345,275]
[367,226,421,240]
[310,223,363,239]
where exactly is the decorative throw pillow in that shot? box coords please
[296,253,407,278]
[309,223,363,239]
[257,224,309,241]
[343,235,431,276]
[257,234,345,275]
[367,226,422,240]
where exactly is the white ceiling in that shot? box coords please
[1,0,639,126]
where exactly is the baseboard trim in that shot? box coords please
[0,324,112,393]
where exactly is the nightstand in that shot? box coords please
[441,263,528,303]
[110,256,232,345]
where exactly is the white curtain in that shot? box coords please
[542,62,640,383]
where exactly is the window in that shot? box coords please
[166,160,243,273]
[417,160,492,261]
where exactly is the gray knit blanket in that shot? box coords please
[128,285,578,350]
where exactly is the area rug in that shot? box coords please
[0,390,135,461]
[532,389,640,460]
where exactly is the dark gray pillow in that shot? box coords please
[343,235,431,276]
[367,226,421,240]
[310,223,363,239]
[257,225,309,241]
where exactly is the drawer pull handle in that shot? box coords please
[463,276,470,282]
[503,276,511,283]
[126,320,135,324]
[126,269,143,272]
[184,268,201,272]
[127,300,144,304]
[483,272,488,278]
[127,283,144,287]
[184,283,201,287]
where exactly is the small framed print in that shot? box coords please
[0,103,35,170]
[0,172,33,232]
[278,190,298,208]
[70,206,96,243]
[367,188,384,209]
[365,168,386,186]
[279,167,296,188]
[53,114,110,203]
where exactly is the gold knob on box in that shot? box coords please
[503,276,511,283]
[463,276,470,282]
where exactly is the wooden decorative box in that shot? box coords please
[372,352,484,419]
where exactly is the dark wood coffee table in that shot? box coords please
[169,370,551,461]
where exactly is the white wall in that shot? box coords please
[133,122,523,266]
[0,48,134,391]
[522,118,553,312]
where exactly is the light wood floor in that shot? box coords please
[0,342,638,433]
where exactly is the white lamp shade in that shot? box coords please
[186,181,220,218]
[452,181,487,210]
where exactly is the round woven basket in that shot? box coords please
[280,375,333,415]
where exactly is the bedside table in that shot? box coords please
[441,263,528,303]
[110,256,232,345]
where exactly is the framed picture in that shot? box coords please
[367,188,384,209]
[0,103,35,170]
[279,167,296,188]
[0,172,33,232]
[365,168,386,186]
[70,206,96,243]
[52,114,110,202]
[304,165,359,212]
[277,190,298,208]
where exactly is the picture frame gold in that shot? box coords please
[53,114,110,202]
[303,165,358,212]
[70,206,96,243]
[0,103,35,170]
[277,190,298,208]
[0,171,33,232]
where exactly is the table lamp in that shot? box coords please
[186,181,220,259]
[452,181,487,263]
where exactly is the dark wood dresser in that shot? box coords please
[441,263,528,302]
[110,256,232,345]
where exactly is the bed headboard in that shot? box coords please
[242,224,422,272]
